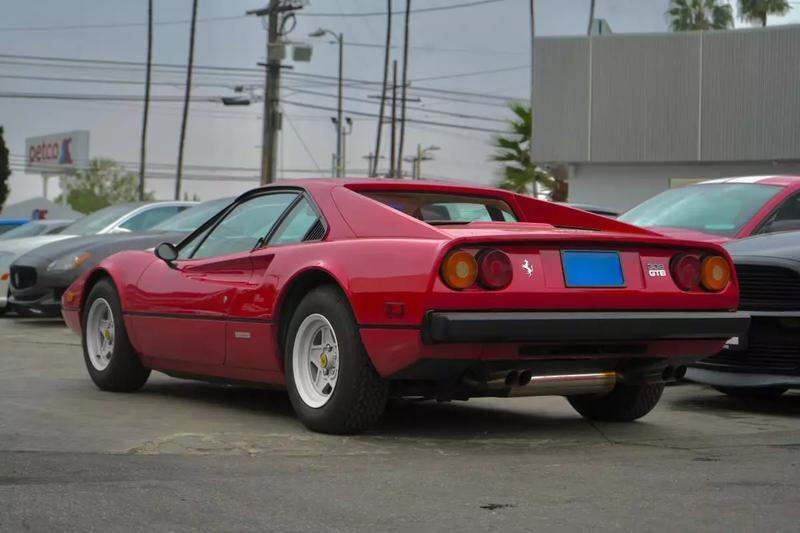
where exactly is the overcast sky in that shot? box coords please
[2,0,799,205]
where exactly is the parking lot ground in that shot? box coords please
[2,318,800,532]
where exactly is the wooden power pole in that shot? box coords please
[248,1,304,185]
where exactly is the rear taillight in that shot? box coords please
[476,249,512,290]
[700,256,730,292]
[671,254,701,291]
[441,250,478,290]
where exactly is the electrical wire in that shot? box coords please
[0,0,507,32]
[280,109,323,173]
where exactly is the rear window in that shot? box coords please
[362,191,517,225]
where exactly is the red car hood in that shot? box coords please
[645,226,733,244]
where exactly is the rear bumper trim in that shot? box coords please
[425,311,750,343]
[687,367,800,389]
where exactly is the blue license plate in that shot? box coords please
[562,251,625,288]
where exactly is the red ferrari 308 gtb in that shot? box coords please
[62,180,749,434]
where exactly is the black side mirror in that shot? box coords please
[154,242,178,263]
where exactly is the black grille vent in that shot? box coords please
[736,264,800,311]
[304,220,326,241]
[9,265,36,290]
[706,342,800,373]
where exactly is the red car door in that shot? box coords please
[224,195,325,372]
[129,252,252,365]
[127,191,301,366]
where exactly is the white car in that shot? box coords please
[0,201,195,314]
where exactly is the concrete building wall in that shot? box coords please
[701,27,800,161]
[532,26,800,165]
[590,33,701,162]
[531,38,590,162]
[569,161,800,213]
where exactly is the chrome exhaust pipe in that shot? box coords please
[463,371,617,398]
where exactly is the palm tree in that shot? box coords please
[667,0,734,31]
[738,0,792,26]
[493,104,555,198]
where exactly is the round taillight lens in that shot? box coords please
[477,249,513,290]
[701,255,730,292]
[671,254,701,291]
[441,250,478,290]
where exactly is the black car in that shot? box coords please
[8,198,231,317]
[688,230,800,397]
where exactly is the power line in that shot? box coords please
[282,100,506,134]
[303,0,505,17]
[411,64,530,82]
[0,53,528,102]
[280,109,323,173]
[289,88,508,122]
[0,0,506,32]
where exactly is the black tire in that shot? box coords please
[713,386,788,399]
[568,382,665,422]
[284,285,389,434]
[82,278,150,392]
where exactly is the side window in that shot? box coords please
[269,197,321,245]
[759,193,800,234]
[188,193,297,260]
[119,206,185,232]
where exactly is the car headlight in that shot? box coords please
[47,252,93,272]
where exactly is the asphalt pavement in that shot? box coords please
[1,317,799,532]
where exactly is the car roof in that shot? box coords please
[698,175,800,187]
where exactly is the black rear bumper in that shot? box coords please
[425,311,750,343]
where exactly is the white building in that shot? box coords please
[531,25,800,212]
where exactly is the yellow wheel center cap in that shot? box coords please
[320,353,328,368]
[104,330,111,341]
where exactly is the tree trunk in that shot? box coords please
[550,165,569,202]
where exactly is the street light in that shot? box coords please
[404,144,440,179]
[332,117,353,177]
[310,27,344,177]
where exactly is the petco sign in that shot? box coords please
[25,130,89,173]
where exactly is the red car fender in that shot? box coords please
[63,250,158,314]
[269,238,445,328]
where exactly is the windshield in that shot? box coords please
[61,204,138,236]
[362,191,517,224]
[0,222,44,240]
[152,198,231,232]
[619,184,782,237]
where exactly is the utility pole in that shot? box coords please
[389,60,398,178]
[175,0,198,201]
[248,1,304,185]
[397,0,412,178]
[372,0,392,177]
[342,117,352,178]
[138,0,153,201]
[363,153,385,175]
[404,144,439,179]
[529,0,537,198]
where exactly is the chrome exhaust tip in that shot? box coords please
[463,371,617,398]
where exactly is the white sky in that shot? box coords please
[1,0,799,205]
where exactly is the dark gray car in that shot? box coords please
[688,230,800,397]
[9,198,231,317]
